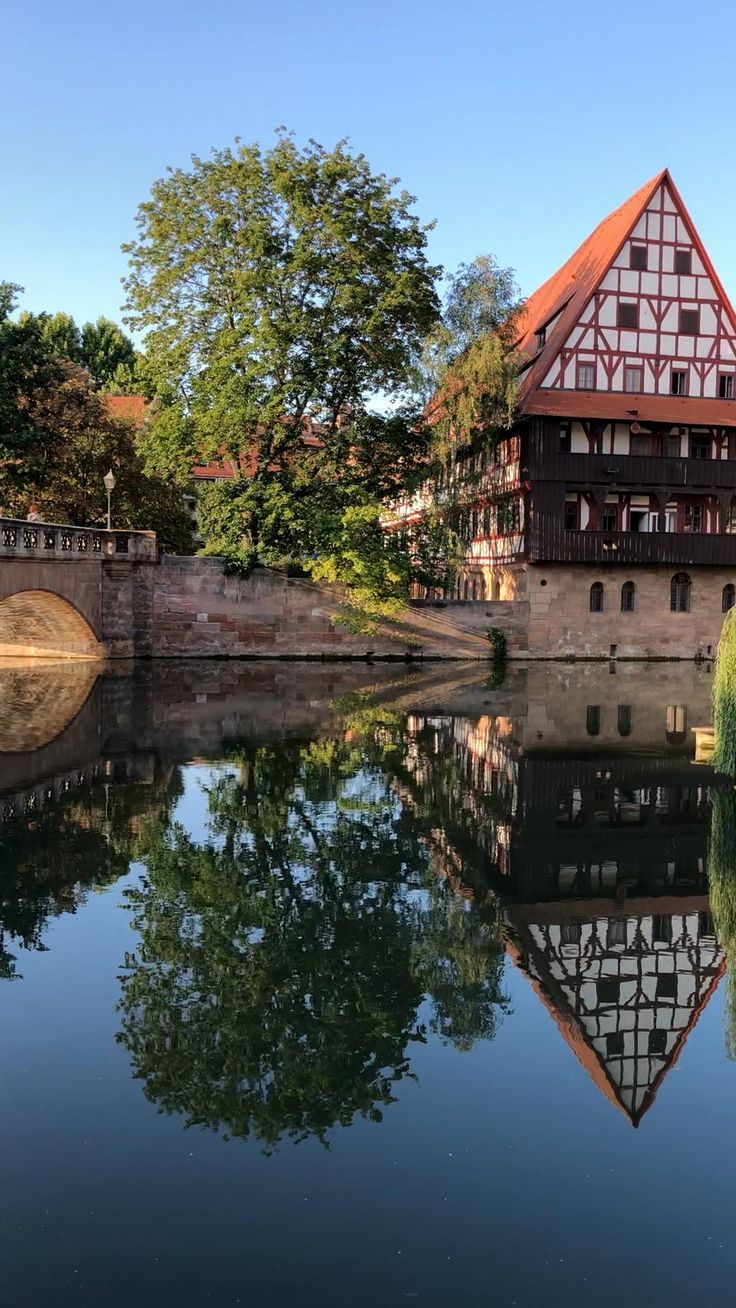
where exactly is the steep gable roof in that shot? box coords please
[515,169,736,416]
[515,170,667,402]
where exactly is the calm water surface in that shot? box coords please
[1,657,735,1307]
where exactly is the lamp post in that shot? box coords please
[103,469,116,531]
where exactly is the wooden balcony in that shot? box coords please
[527,522,736,566]
[525,446,736,491]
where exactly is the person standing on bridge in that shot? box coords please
[27,504,40,522]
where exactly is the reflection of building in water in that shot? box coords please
[508,903,724,1126]
[394,703,728,1124]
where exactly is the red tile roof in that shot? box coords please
[516,169,736,425]
[104,394,148,426]
[523,389,736,426]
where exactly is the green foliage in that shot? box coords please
[117,723,509,1150]
[487,627,507,661]
[0,355,192,549]
[19,309,82,361]
[123,131,442,610]
[418,254,521,398]
[713,607,736,775]
[81,316,137,389]
[707,788,736,1056]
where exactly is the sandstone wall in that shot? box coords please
[151,558,529,659]
[527,564,734,659]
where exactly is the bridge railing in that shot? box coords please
[0,518,157,561]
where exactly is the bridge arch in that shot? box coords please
[0,590,105,659]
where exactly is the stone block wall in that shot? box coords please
[151,558,529,659]
[526,563,734,659]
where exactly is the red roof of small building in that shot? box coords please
[105,394,148,426]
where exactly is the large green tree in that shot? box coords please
[123,132,441,606]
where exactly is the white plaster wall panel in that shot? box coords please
[676,217,689,242]
[599,299,617,327]
[620,270,638,293]
[701,304,718,334]
[640,302,656,330]
[680,276,696,298]
[692,252,705,275]
[601,269,619,289]
[662,273,678,297]
[639,331,657,353]
[580,328,596,349]
[641,271,658,294]
[647,211,661,240]
[643,367,656,393]
[661,334,677,354]
[663,189,676,213]
[568,325,584,346]
[662,303,679,330]
[661,245,674,273]
[678,337,695,358]
[620,330,637,352]
[596,360,607,388]
[663,215,677,242]
[633,216,647,238]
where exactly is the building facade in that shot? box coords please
[395,170,736,657]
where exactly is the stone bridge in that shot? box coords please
[0,518,157,658]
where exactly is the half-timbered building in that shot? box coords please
[396,170,736,657]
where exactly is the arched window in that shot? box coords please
[621,580,636,612]
[462,576,470,600]
[586,705,601,736]
[617,704,632,737]
[666,704,687,746]
[723,583,735,613]
[590,582,604,612]
[670,572,691,612]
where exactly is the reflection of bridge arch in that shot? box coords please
[0,590,104,659]
[0,661,100,753]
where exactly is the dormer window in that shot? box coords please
[536,326,546,351]
[674,248,692,275]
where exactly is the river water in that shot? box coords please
[1,657,735,1307]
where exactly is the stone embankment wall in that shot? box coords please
[151,558,529,659]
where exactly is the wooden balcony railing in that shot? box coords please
[526,446,736,491]
[527,522,736,566]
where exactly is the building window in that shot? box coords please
[670,572,691,612]
[624,365,643,393]
[560,923,581,945]
[564,500,579,531]
[630,432,655,456]
[649,1029,668,1056]
[608,919,627,947]
[617,301,638,329]
[621,580,636,612]
[683,503,704,533]
[618,704,632,736]
[674,248,692,275]
[666,704,687,744]
[602,504,619,532]
[653,914,673,943]
[577,361,596,390]
[586,705,601,736]
[719,373,734,399]
[589,582,604,613]
[656,974,677,1000]
[536,326,546,350]
[598,978,620,1005]
[690,435,711,460]
[630,245,647,271]
[723,584,735,613]
[607,1031,625,1055]
[664,433,681,457]
[679,308,699,335]
[671,369,688,396]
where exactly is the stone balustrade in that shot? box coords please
[0,517,157,562]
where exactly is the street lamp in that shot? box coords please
[103,469,116,531]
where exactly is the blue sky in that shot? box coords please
[4,0,736,328]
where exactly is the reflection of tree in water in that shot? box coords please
[0,769,182,979]
[117,731,508,1150]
